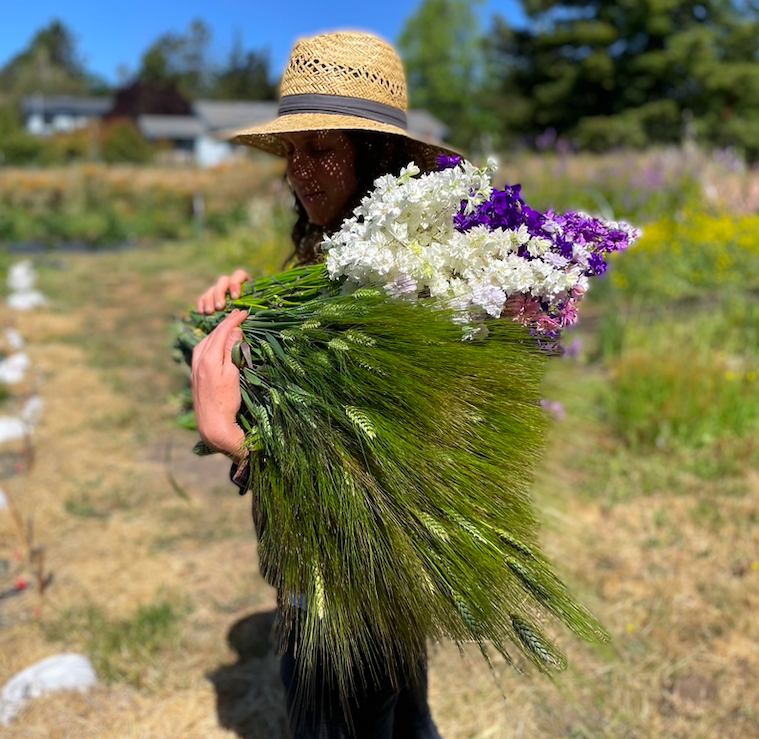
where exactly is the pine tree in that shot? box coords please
[491,0,759,158]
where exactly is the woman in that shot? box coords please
[192,31,458,738]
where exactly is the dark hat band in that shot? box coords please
[278,93,407,130]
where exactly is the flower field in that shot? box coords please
[0,158,283,245]
[0,148,757,738]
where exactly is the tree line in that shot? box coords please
[3,1,759,160]
[402,0,759,160]
[0,19,276,104]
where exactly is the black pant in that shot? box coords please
[279,623,443,739]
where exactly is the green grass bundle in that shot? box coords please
[176,264,607,702]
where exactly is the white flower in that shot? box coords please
[321,158,625,328]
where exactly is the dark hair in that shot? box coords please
[288,131,413,267]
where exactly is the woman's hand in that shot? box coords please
[196,269,252,314]
[191,309,249,462]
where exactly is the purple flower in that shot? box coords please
[446,171,637,339]
[541,399,566,422]
[587,251,608,276]
[437,154,462,171]
[564,338,583,360]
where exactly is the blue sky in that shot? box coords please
[0,0,527,84]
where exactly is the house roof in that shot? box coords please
[20,95,113,117]
[136,115,205,140]
[407,110,449,142]
[193,100,278,132]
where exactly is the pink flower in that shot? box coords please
[559,300,578,327]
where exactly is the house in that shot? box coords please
[20,94,112,136]
[19,94,450,167]
[193,100,279,167]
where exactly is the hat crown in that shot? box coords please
[280,32,408,113]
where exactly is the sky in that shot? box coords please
[0,0,527,84]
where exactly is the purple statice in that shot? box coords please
[437,154,463,171]
[449,177,639,336]
[457,185,638,278]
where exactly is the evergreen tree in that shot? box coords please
[399,0,500,152]
[491,0,759,158]
[138,19,214,99]
[0,20,100,99]
[213,35,276,101]
[137,21,275,101]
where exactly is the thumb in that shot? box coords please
[227,326,243,350]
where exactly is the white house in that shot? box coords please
[20,95,112,136]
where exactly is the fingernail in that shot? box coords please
[215,301,223,310]
[231,291,239,299]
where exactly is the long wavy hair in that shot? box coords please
[288,131,418,267]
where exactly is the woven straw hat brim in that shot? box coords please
[231,112,405,152]
[230,112,462,174]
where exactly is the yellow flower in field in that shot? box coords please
[724,371,737,382]
[748,372,757,382]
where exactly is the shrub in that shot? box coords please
[0,131,46,165]
[575,113,648,151]
[608,211,759,301]
[101,118,154,164]
[608,349,759,450]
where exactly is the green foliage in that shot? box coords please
[100,119,154,164]
[139,19,213,98]
[137,19,275,101]
[608,210,759,300]
[0,19,99,99]
[178,266,606,704]
[608,347,759,450]
[0,105,45,164]
[214,34,277,101]
[44,596,187,688]
[583,208,759,456]
[0,163,273,245]
[41,127,94,163]
[491,0,759,156]
[0,105,97,166]
[399,0,499,151]
[575,100,682,151]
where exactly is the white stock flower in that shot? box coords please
[322,159,603,323]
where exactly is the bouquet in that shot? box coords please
[177,156,639,698]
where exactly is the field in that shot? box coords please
[0,149,758,738]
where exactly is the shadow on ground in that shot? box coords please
[208,609,290,738]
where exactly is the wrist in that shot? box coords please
[202,424,248,462]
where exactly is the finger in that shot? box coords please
[212,276,231,311]
[229,269,252,299]
[225,325,244,357]
[197,289,214,314]
[202,309,248,363]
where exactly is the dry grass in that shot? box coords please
[0,159,283,212]
[0,241,757,738]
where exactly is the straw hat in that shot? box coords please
[230,31,460,171]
